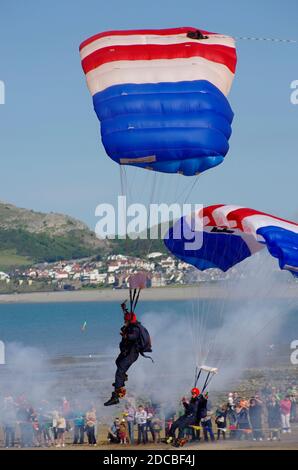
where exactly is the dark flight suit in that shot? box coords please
[114,323,140,389]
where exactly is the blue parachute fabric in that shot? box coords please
[165,220,252,272]
[92,80,234,176]
[257,226,298,277]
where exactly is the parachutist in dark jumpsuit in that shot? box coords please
[104,307,140,406]
[167,388,208,444]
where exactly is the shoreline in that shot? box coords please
[0,283,297,304]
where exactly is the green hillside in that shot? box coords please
[0,202,168,270]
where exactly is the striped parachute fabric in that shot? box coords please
[80,27,237,176]
[164,205,298,276]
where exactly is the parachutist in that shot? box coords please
[167,388,207,442]
[104,304,152,406]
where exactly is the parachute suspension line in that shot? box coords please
[145,171,160,258]
[235,36,297,44]
[129,287,142,311]
[129,288,135,312]
[201,371,217,393]
[206,238,253,369]
[194,367,202,388]
[189,223,249,369]
[171,174,200,206]
[216,34,298,44]
[194,366,218,392]
[201,372,211,393]
[183,175,200,205]
[133,288,141,311]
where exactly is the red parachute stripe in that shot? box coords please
[81,42,236,75]
[227,207,298,230]
[202,204,225,225]
[79,27,213,51]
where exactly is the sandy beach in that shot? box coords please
[0,283,298,304]
[0,283,297,304]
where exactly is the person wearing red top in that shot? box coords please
[280,396,292,433]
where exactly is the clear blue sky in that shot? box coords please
[0,0,297,228]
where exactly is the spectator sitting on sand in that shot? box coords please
[107,418,120,443]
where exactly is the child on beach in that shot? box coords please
[119,418,128,444]
[201,411,215,442]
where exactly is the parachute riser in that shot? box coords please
[194,365,218,393]
[129,288,142,312]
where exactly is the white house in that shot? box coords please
[0,272,10,281]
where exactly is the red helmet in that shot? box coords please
[124,312,137,323]
[191,387,200,397]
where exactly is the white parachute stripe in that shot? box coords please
[211,205,243,226]
[85,57,234,96]
[80,33,235,60]
[213,206,298,235]
[239,214,298,235]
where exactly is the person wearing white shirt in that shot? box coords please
[135,406,147,444]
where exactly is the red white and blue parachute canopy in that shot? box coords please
[164,205,298,277]
[80,27,237,176]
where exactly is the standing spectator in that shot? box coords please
[215,406,227,440]
[135,405,147,444]
[266,396,281,440]
[73,411,85,445]
[290,394,297,423]
[124,403,135,444]
[201,411,215,442]
[146,407,156,443]
[226,402,237,439]
[85,406,97,445]
[152,418,163,443]
[249,398,264,441]
[280,395,292,433]
[227,393,234,407]
[119,418,128,444]
[235,402,251,440]
[31,413,42,447]
[39,413,53,447]
[52,410,59,445]
[16,402,33,448]
[56,413,66,448]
